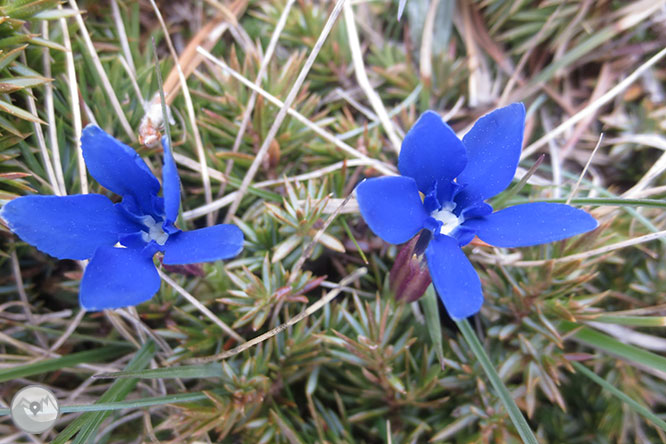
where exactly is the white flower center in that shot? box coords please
[141,215,168,245]
[431,204,462,236]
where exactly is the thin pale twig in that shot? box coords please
[104,310,142,349]
[623,150,666,198]
[42,21,66,195]
[22,74,60,196]
[541,108,562,199]
[418,0,439,89]
[118,55,145,112]
[110,0,136,76]
[197,48,395,176]
[521,46,666,159]
[567,133,604,205]
[334,87,377,120]
[10,247,48,348]
[68,0,135,141]
[287,190,354,285]
[191,267,367,363]
[48,309,86,353]
[587,322,666,352]
[219,0,295,200]
[149,0,214,226]
[158,269,245,343]
[336,84,422,141]
[116,308,174,355]
[344,1,401,154]
[492,230,666,267]
[223,0,347,223]
[182,158,371,220]
[59,4,87,193]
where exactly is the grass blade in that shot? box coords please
[0,346,131,383]
[94,363,222,380]
[456,318,538,444]
[60,391,215,413]
[420,285,444,367]
[571,361,666,432]
[562,322,666,373]
[52,341,156,444]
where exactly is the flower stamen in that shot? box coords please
[431,204,463,236]
[141,215,168,245]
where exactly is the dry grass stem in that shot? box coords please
[59,4,87,193]
[492,230,666,267]
[220,0,296,199]
[344,1,402,154]
[149,0,214,226]
[223,0,347,223]
[521,47,666,159]
[68,0,135,141]
[197,47,396,176]
[193,267,367,363]
[42,20,67,195]
[158,269,244,343]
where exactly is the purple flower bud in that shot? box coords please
[390,235,432,303]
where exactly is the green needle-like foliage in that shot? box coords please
[1,1,665,443]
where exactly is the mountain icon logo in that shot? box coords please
[10,385,60,434]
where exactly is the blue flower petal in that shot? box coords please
[81,125,161,214]
[161,136,180,225]
[356,176,428,245]
[163,224,244,265]
[465,202,598,247]
[0,195,140,260]
[453,225,477,247]
[118,232,150,250]
[425,234,483,320]
[398,111,467,194]
[461,202,493,220]
[79,246,160,311]
[455,103,525,206]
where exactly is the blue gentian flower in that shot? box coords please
[0,126,243,311]
[356,103,598,320]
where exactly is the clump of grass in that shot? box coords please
[1,0,665,442]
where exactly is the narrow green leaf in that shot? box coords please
[32,8,78,19]
[456,319,538,444]
[0,346,131,383]
[306,365,320,396]
[0,45,28,71]
[59,391,214,413]
[512,197,666,209]
[585,315,666,327]
[0,98,45,124]
[0,76,50,90]
[340,217,368,264]
[562,322,666,373]
[28,36,66,51]
[1,0,60,19]
[571,361,666,432]
[52,341,156,444]
[0,113,26,137]
[94,363,222,380]
[0,34,33,47]
[420,284,444,367]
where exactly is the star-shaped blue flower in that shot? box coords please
[0,125,243,311]
[356,103,598,320]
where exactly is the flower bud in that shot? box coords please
[390,233,432,302]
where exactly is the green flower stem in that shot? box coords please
[456,318,539,444]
